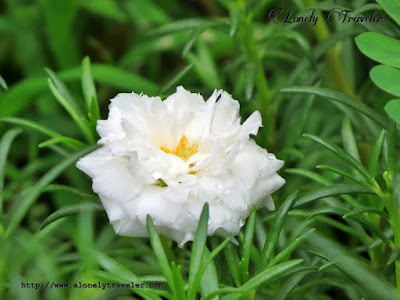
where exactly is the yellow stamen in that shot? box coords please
[160,135,198,161]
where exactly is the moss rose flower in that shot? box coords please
[77,87,285,245]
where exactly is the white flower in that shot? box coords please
[76,87,285,246]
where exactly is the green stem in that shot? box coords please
[303,0,354,97]
[238,10,274,150]
[382,192,400,290]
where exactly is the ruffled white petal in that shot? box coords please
[76,86,285,245]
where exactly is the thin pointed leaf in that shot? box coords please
[188,203,209,299]
[285,168,331,185]
[230,6,241,36]
[171,262,185,300]
[273,269,315,300]
[388,248,400,266]
[0,128,22,214]
[40,202,104,230]
[369,130,385,177]
[237,260,304,295]
[5,145,96,237]
[146,215,176,295]
[48,79,95,144]
[223,242,241,287]
[148,19,222,37]
[280,86,388,128]
[159,63,195,94]
[92,250,164,299]
[82,56,100,124]
[193,238,230,299]
[245,61,257,100]
[200,247,219,300]
[239,207,256,283]
[294,183,375,208]
[0,74,7,90]
[386,119,396,177]
[43,184,97,199]
[45,68,80,112]
[38,137,86,149]
[343,208,390,221]
[0,117,85,150]
[308,207,392,247]
[267,229,315,268]
[316,165,372,190]
[182,28,204,57]
[308,231,400,300]
[305,134,379,190]
[342,117,361,162]
[258,191,299,272]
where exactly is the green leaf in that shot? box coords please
[148,19,223,37]
[159,63,195,94]
[237,260,304,295]
[80,0,127,21]
[308,207,392,247]
[229,6,241,37]
[273,269,315,300]
[45,68,81,112]
[0,128,22,214]
[258,191,299,272]
[267,229,315,268]
[385,99,400,124]
[92,250,165,299]
[223,241,241,287]
[42,0,79,69]
[304,134,379,191]
[0,117,84,150]
[170,262,185,300]
[388,248,400,266]
[280,86,389,128]
[370,65,400,97]
[308,231,400,300]
[43,184,97,199]
[82,56,100,125]
[355,32,400,69]
[146,215,176,295]
[341,117,361,162]
[48,79,95,144]
[386,119,397,178]
[40,202,104,230]
[188,203,209,300]
[200,247,219,300]
[0,64,158,117]
[193,238,230,299]
[343,208,390,221]
[187,41,223,90]
[38,137,86,149]
[91,64,159,94]
[285,168,331,186]
[239,207,256,283]
[369,130,385,177]
[316,165,369,188]
[375,0,400,27]
[182,28,204,57]
[294,183,375,208]
[5,145,96,237]
[244,61,257,100]
[0,74,7,90]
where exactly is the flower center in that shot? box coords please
[160,135,198,161]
